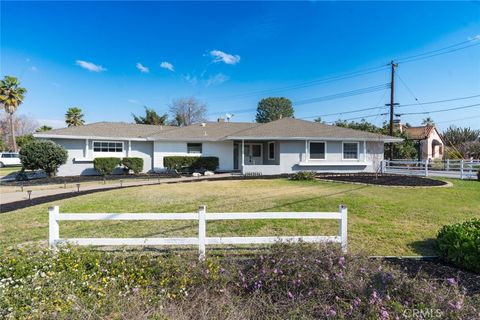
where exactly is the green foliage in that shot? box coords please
[36,125,52,132]
[437,219,480,273]
[132,106,168,125]
[447,149,464,160]
[122,157,144,174]
[163,156,219,171]
[19,140,67,177]
[290,171,316,181]
[442,126,479,148]
[255,97,294,123]
[1,244,478,319]
[93,157,121,176]
[65,107,85,127]
[16,134,34,149]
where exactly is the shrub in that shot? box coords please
[290,171,316,181]
[93,157,121,176]
[19,140,68,177]
[437,219,480,273]
[477,169,480,181]
[122,157,144,174]
[163,156,219,172]
[1,243,478,319]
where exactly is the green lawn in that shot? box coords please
[1,178,479,256]
[0,165,21,177]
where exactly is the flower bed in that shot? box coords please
[317,173,448,187]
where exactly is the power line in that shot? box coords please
[435,114,480,125]
[293,83,389,106]
[396,38,478,62]
[398,94,480,108]
[398,42,480,64]
[398,102,480,116]
[324,112,389,124]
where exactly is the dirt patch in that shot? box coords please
[385,257,480,296]
[316,173,448,187]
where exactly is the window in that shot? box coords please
[309,142,326,159]
[268,142,275,160]
[1,154,11,158]
[187,143,202,154]
[252,144,261,157]
[343,142,359,159]
[93,141,123,153]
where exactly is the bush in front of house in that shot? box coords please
[122,157,144,174]
[1,243,478,319]
[163,156,219,172]
[19,140,68,177]
[290,171,317,181]
[93,157,122,176]
[437,219,480,273]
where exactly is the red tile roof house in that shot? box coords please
[400,124,445,160]
[33,118,402,176]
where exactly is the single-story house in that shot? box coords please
[399,124,445,160]
[33,118,402,176]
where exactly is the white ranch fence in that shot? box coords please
[48,205,348,258]
[382,159,480,179]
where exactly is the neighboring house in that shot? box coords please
[400,124,444,160]
[33,118,402,176]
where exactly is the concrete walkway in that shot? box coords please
[0,173,235,206]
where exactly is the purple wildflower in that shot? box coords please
[447,278,457,286]
[327,308,337,317]
[287,291,294,300]
[380,309,389,320]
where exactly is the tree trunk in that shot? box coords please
[9,112,17,152]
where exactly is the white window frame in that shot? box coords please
[308,141,327,160]
[342,141,359,160]
[187,143,203,154]
[268,142,275,160]
[92,141,124,153]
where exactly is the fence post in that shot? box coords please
[339,205,348,253]
[424,159,429,177]
[48,206,60,248]
[198,205,206,260]
[446,159,450,171]
[381,160,386,173]
[460,160,464,180]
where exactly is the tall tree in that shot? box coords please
[36,125,52,132]
[169,97,207,126]
[132,107,168,125]
[421,117,435,126]
[255,97,294,123]
[65,107,85,127]
[0,76,27,152]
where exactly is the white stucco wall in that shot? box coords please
[153,140,234,171]
[47,138,153,176]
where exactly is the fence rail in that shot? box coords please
[382,159,480,179]
[48,205,348,258]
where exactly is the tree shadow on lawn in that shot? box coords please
[407,238,438,256]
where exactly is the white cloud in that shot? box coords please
[210,50,241,65]
[205,73,229,87]
[75,60,107,72]
[469,34,480,41]
[182,74,198,86]
[160,61,175,72]
[136,62,149,73]
[30,66,38,72]
[128,99,142,105]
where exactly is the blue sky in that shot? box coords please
[1,1,479,130]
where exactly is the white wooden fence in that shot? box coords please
[48,205,348,258]
[382,159,480,179]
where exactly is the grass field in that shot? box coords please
[0,165,21,177]
[1,178,479,256]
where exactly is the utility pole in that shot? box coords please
[387,60,398,160]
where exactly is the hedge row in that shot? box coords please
[93,157,144,176]
[163,156,219,171]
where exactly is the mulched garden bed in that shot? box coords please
[0,172,180,187]
[385,257,480,296]
[316,173,448,187]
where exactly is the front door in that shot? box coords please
[243,143,262,165]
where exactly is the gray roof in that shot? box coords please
[34,122,175,140]
[34,118,401,142]
[150,122,260,141]
[227,118,402,141]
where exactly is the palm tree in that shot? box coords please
[422,117,435,126]
[65,107,85,127]
[36,125,52,132]
[0,76,27,152]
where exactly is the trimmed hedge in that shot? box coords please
[93,157,122,176]
[122,157,144,174]
[437,219,480,273]
[290,171,316,181]
[163,156,219,172]
[19,140,68,177]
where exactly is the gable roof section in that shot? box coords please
[149,122,260,141]
[401,125,441,141]
[34,122,175,140]
[227,118,401,142]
